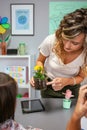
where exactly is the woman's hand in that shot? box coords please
[73,85,87,119]
[30,77,35,88]
[46,77,71,91]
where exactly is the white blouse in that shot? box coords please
[39,34,85,79]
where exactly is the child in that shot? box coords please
[66,85,87,130]
[0,72,42,130]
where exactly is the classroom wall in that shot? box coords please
[0,0,49,55]
[1,0,86,55]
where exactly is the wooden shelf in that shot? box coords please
[18,83,30,88]
[0,55,29,58]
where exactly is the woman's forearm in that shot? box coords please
[66,113,81,130]
[65,76,84,87]
[36,61,44,67]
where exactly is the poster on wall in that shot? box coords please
[10,4,34,36]
[49,1,87,34]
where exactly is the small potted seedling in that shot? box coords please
[62,89,74,109]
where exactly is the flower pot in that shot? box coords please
[1,42,7,55]
[34,78,47,90]
[63,99,71,109]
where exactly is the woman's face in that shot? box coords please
[62,33,86,53]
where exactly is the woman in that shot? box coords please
[30,8,87,98]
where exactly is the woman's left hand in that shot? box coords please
[46,77,69,91]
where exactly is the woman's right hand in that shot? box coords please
[30,77,35,88]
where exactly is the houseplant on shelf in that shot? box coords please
[62,89,74,109]
[33,65,47,90]
[0,16,11,55]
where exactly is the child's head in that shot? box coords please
[0,72,18,123]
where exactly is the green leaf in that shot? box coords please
[2,23,10,29]
[40,75,45,80]
[5,34,11,42]
[0,39,2,42]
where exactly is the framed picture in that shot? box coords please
[10,3,34,36]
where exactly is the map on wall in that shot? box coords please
[49,1,87,34]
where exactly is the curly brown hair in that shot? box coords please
[53,8,87,63]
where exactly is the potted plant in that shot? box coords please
[0,16,11,55]
[62,89,74,109]
[33,65,47,90]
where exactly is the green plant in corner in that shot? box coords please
[0,16,11,55]
[0,16,11,43]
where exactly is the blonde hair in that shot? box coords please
[53,8,87,74]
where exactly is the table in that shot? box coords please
[15,98,77,130]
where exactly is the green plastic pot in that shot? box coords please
[16,94,22,98]
[63,99,71,109]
